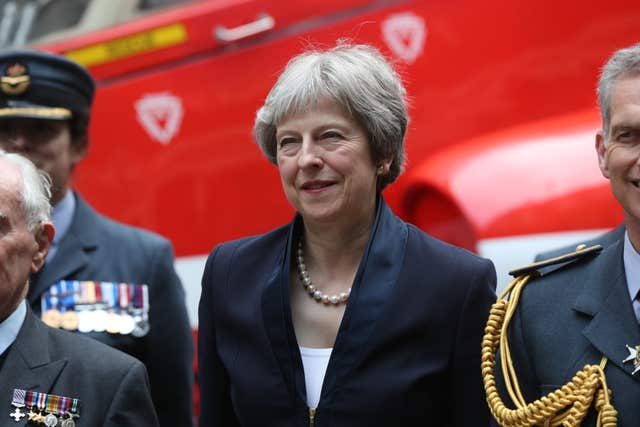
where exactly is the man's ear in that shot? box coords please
[31,222,54,273]
[596,131,610,179]
[70,136,89,166]
[381,156,394,175]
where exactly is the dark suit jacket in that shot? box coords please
[493,233,640,426]
[533,225,625,261]
[0,307,159,426]
[27,193,193,426]
[198,199,497,426]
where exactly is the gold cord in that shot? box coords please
[482,275,617,426]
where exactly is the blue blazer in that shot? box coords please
[198,199,496,426]
[27,193,194,426]
[494,233,640,426]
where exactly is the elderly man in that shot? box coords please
[0,50,193,425]
[0,150,158,426]
[488,42,640,426]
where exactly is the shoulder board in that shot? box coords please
[508,244,603,278]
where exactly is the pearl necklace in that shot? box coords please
[297,239,351,305]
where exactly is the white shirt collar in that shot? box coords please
[0,300,26,356]
[623,230,640,303]
[48,190,76,262]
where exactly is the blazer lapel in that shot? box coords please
[0,309,67,424]
[321,199,407,398]
[575,238,640,380]
[261,221,303,405]
[260,199,408,407]
[28,194,98,305]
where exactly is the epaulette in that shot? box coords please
[508,244,603,278]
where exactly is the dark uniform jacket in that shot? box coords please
[493,233,640,426]
[198,198,496,426]
[27,193,193,426]
[0,307,159,426]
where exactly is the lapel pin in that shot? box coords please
[623,344,640,375]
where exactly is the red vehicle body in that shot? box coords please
[20,0,634,316]
[7,0,634,417]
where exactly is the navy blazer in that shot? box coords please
[198,199,496,426]
[27,193,194,426]
[493,234,640,426]
[0,307,159,426]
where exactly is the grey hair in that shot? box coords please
[254,43,409,190]
[598,42,640,138]
[0,149,52,230]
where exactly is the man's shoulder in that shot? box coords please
[45,322,142,373]
[510,243,608,308]
[74,194,171,250]
[534,225,625,262]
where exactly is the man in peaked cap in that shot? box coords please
[0,50,194,425]
[489,42,640,426]
[0,150,159,426]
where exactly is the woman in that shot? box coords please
[198,43,496,426]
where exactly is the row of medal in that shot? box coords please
[40,281,150,337]
[10,389,79,426]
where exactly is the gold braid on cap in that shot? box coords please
[482,246,617,427]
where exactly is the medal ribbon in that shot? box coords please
[11,389,25,407]
[119,283,129,313]
[70,397,79,415]
[94,281,102,304]
[37,391,46,411]
[46,393,59,414]
[142,284,149,312]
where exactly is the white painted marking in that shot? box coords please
[175,255,207,327]
[135,92,184,145]
[381,12,427,64]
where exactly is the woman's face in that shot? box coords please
[276,98,385,227]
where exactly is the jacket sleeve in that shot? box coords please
[145,239,194,426]
[105,360,160,427]
[198,246,240,427]
[449,258,497,427]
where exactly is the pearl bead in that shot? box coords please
[297,238,350,306]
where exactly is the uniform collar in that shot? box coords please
[0,300,26,356]
[48,190,76,262]
[623,231,640,308]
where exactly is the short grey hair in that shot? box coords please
[0,149,52,230]
[597,42,640,138]
[254,43,409,190]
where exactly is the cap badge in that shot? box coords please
[1,62,30,95]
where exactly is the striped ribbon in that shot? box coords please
[11,389,25,406]
[23,390,79,416]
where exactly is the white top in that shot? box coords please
[0,300,26,356]
[624,231,640,322]
[299,346,332,408]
